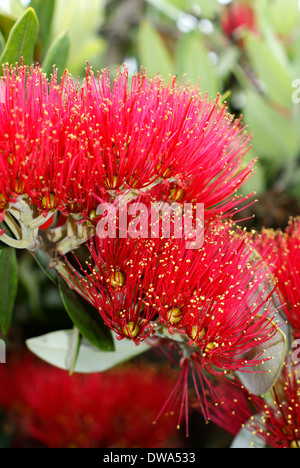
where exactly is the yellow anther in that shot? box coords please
[290,441,299,449]
[190,326,206,341]
[167,307,183,325]
[42,193,57,210]
[205,342,217,353]
[89,210,97,221]
[169,188,183,202]
[105,175,118,189]
[110,271,125,288]
[14,179,25,194]
[0,194,7,210]
[123,322,140,339]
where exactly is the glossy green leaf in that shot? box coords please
[42,30,70,78]
[30,0,55,51]
[58,277,114,352]
[245,34,293,110]
[176,32,219,98]
[26,329,151,373]
[0,7,39,68]
[235,317,286,396]
[244,91,299,164]
[0,31,5,55]
[33,248,58,285]
[138,20,174,80]
[268,0,300,37]
[0,13,16,41]
[0,247,18,334]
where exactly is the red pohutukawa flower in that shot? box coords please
[0,353,180,448]
[209,360,300,448]
[259,218,300,338]
[0,65,49,221]
[247,360,300,448]
[221,2,257,44]
[200,378,252,437]
[0,64,99,222]
[63,219,283,434]
[0,63,254,228]
[82,66,254,219]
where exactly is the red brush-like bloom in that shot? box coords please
[0,65,50,219]
[0,64,100,223]
[147,221,279,373]
[24,70,101,219]
[199,360,300,449]
[0,353,181,448]
[62,218,283,435]
[203,378,252,437]
[259,218,300,338]
[0,64,254,228]
[247,360,300,448]
[64,236,159,344]
[221,2,257,44]
[81,66,254,220]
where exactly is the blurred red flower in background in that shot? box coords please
[221,2,257,45]
[0,353,181,448]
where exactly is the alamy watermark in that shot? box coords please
[95,201,204,250]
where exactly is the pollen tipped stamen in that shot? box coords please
[42,194,57,211]
[110,271,125,289]
[123,321,140,340]
[167,307,183,325]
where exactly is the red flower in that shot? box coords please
[247,361,300,449]
[0,65,49,213]
[63,219,283,435]
[221,2,257,43]
[259,218,300,338]
[79,66,254,219]
[0,65,100,223]
[0,353,181,448]
[215,361,300,448]
[0,64,254,228]
[202,379,252,436]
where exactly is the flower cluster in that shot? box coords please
[0,63,286,439]
[259,218,300,337]
[206,359,300,449]
[64,218,283,434]
[0,63,253,227]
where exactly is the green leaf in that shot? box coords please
[268,0,300,37]
[0,31,5,56]
[0,7,39,68]
[243,91,299,164]
[0,247,18,334]
[26,329,151,373]
[33,248,58,285]
[42,29,70,78]
[138,20,174,80]
[30,0,55,52]
[235,317,287,396]
[176,32,220,98]
[0,13,16,41]
[58,276,114,352]
[245,33,293,110]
